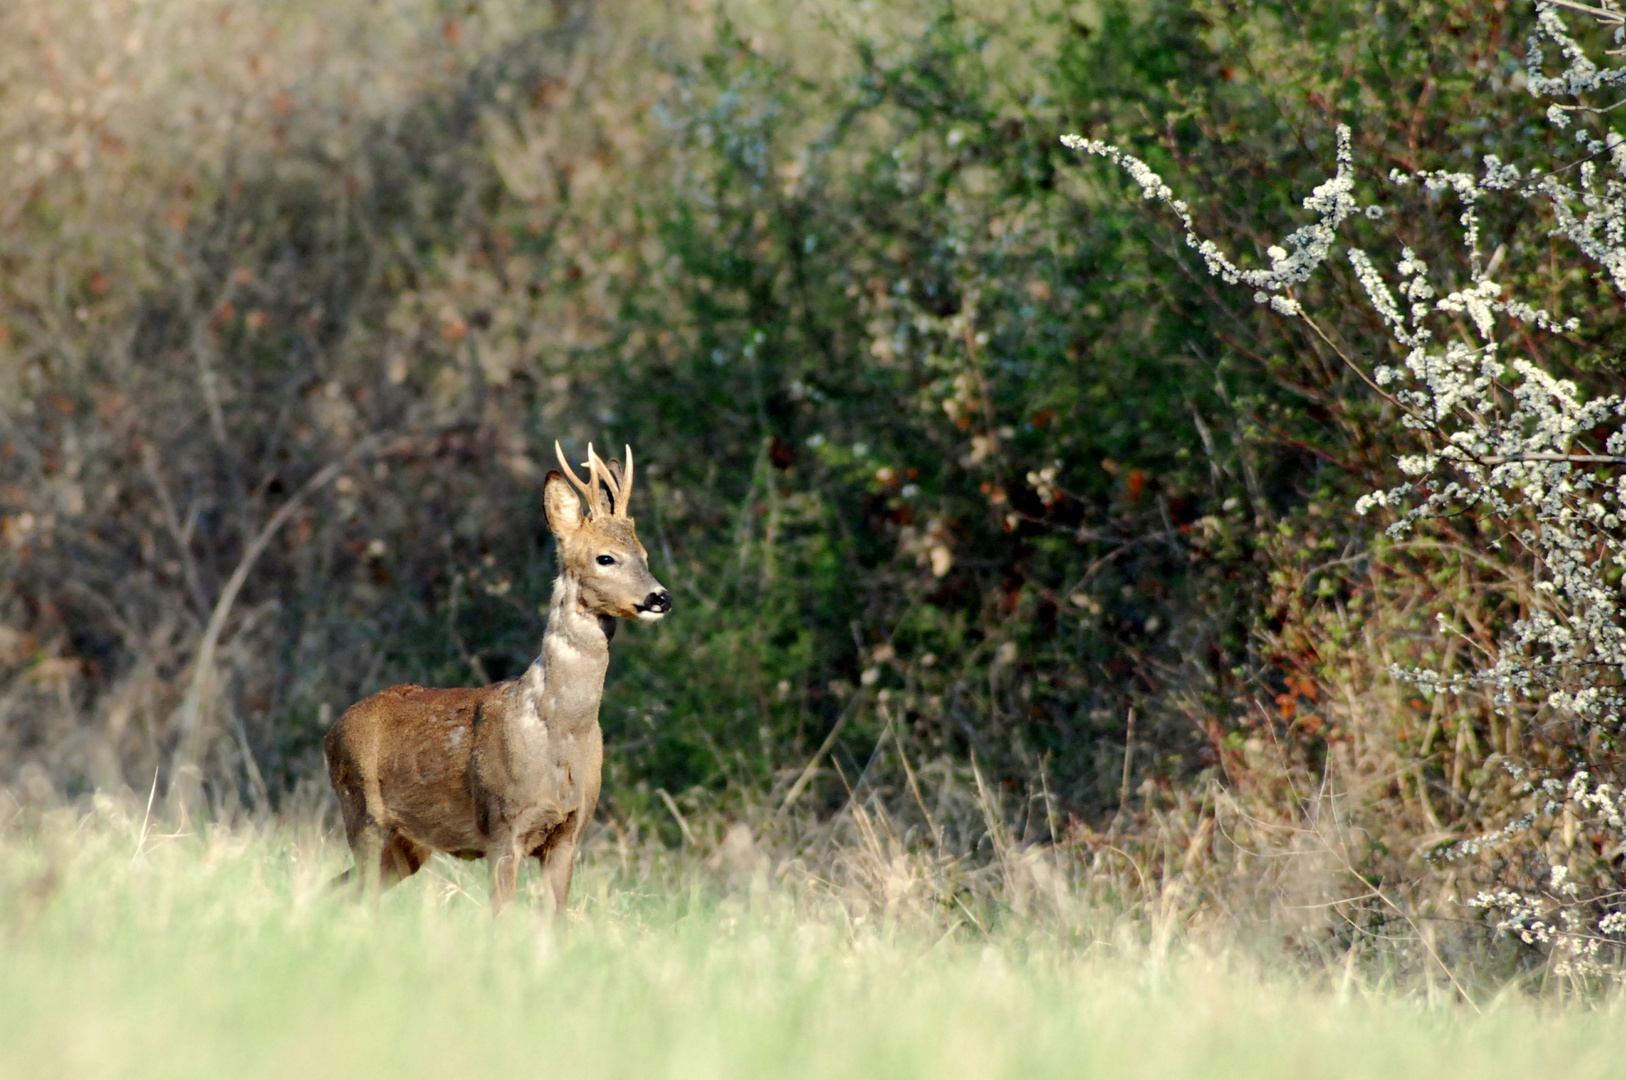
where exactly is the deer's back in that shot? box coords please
[326,682,505,856]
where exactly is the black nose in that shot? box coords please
[644,590,672,613]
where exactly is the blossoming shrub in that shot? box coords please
[1070,1,1626,978]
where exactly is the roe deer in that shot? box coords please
[324,442,671,912]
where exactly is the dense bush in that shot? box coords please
[0,0,1274,813]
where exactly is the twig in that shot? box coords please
[1474,452,1626,465]
[953,894,990,936]
[768,686,869,828]
[1109,708,1137,835]
[1543,0,1625,26]
[969,751,1012,882]
[1299,313,1413,417]
[1038,754,1061,848]
[132,764,159,861]
[140,446,211,617]
[656,788,698,847]
[231,709,271,812]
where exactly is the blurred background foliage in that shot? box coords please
[2,0,1615,923]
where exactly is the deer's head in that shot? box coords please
[544,442,672,622]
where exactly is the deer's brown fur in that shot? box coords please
[325,443,670,912]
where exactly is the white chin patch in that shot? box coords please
[636,610,667,622]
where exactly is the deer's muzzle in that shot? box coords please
[636,589,673,621]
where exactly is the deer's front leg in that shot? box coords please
[486,818,521,913]
[538,837,578,919]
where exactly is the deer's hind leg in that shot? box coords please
[339,824,428,899]
[328,747,417,898]
[379,831,432,888]
[328,745,384,895]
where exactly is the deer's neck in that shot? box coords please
[520,572,611,733]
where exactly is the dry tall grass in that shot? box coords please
[2,783,1621,1080]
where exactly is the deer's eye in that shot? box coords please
[596,555,616,566]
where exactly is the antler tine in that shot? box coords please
[585,442,610,517]
[588,443,625,517]
[554,440,596,509]
[620,444,634,516]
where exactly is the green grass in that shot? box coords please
[0,809,1621,1080]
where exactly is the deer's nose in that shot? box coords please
[644,590,672,613]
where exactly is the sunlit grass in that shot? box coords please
[0,807,1620,1080]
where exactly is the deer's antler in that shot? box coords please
[620,444,634,515]
[554,440,604,517]
[555,441,635,517]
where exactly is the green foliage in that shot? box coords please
[574,3,1278,814]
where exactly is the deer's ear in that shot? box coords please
[543,471,584,538]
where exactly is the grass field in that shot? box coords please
[0,804,1621,1080]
